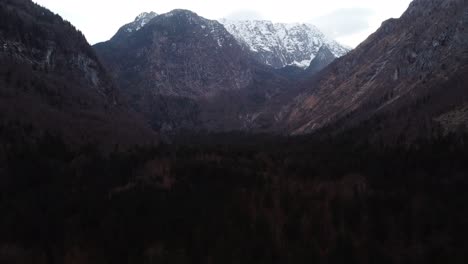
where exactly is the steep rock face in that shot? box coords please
[0,0,156,146]
[220,19,349,69]
[94,10,293,132]
[305,45,337,76]
[279,0,468,137]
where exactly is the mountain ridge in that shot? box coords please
[104,10,350,70]
[220,19,349,68]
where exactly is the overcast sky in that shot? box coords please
[32,0,413,47]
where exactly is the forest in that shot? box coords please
[1,120,467,264]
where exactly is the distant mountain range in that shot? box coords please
[109,12,350,70]
[2,0,468,141]
[91,10,351,133]
[91,1,468,138]
[220,19,349,68]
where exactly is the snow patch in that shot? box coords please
[122,12,158,33]
[289,59,312,69]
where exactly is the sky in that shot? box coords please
[32,0,413,47]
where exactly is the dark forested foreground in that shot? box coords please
[1,123,468,264]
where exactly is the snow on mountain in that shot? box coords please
[109,12,349,70]
[109,12,158,42]
[220,19,350,69]
[123,12,158,33]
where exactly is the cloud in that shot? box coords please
[311,8,374,39]
[225,9,264,20]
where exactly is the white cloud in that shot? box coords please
[32,0,413,47]
[311,8,374,38]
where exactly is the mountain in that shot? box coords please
[220,19,349,69]
[278,0,468,140]
[111,11,158,41]
[95,10,253,99]
[0,0,156,147]
[94,10,293,132]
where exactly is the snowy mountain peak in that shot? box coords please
[220,19,350,69]
[135,11,157,21]
[110,11,158,41]
[111,13,349,70]
[124,11,158,33]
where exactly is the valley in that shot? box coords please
[1,0,468,263]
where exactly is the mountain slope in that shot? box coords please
[279,0,468,138]
[305,45,337,76]
[94,10,293,132]
[220,19,349,69]
[0,0,156,146]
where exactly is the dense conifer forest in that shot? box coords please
[1,121,467,263]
